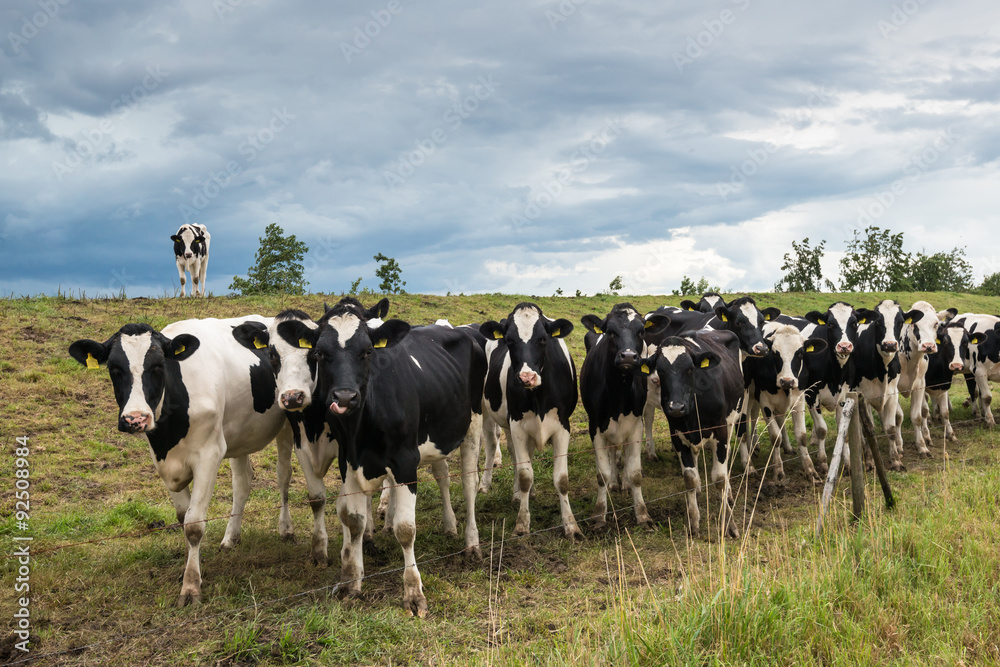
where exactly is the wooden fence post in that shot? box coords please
[816,396,855,537]
[857,399,896,510]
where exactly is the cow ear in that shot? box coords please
[902,309,923,325]
[233,322,269,351]
[969,332,988,346]
[636,356,655,376]
[644,314,671,337]
[370,319,410,349]
[547,319,573,338]
[803,337,828,355]
[277,320,318,349]
[761,307,781,322]
[580,315,605,335]
[166,334,200,361]
[694,350,720,370]
[714,305,733,324]
[366,298,390,321]
[69,339,109,369]
[679,299,699,311]
[170,234,182,242]
[479,321,505,341]
[804,311,826,325]
[854,308,874,325]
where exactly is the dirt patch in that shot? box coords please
[0,633,40,664]
[20,326,52,343]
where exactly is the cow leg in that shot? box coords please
[221,455,251,549]
[177,449,224,606]
[168,488,191,526]
[391,479,428,618]
[431,459,458,537]
[642,394,658,460]
[381,479,396,534]
[810,403,830,474]
[931,389,957,442]
[292,446,330,565]
[765,415,785,486]
[738,402,759,475]
[460,414,483,560]
[176,261,188,298]
[623,424,651,529]
[711,429,738,539]
[197,256,209,297]
[337,472,371,600]
[552,429,583,540]
[910,384,932,457]
[677,444,701,538]
[879,394,905,471]
[508,425,533,535]
[591,431,615,529]
[976,372,994,426]
[276,428,294,540]
[478,417,500,494]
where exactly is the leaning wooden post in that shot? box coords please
[816,396,855,537]
[848,394,865,522]
[857,399,896,510]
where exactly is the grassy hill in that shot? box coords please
[2,290,1000,665]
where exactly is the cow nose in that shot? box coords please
[836,342,853,355]
[949,361,964,372]
[616,349,638,369]
[666,401,687,418]
[330,389,359,415]
[922,342,937,354]
[751,342,767,356]
[519,371,539,388]
[880,341,898,353]
[779,377,796,390]
[281,390,306,410]
[119,412,151,433]
[184,252,193,259]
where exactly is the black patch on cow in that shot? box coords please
[249,360,277,414]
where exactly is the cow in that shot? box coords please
[896,301,940,457]
[69,316,293,606]
[924,320,971,442]
[637,327,743,538]
[171,224,210,297]
[742,324,828,483]
[951,313,1000,426]
[276,299,486,617]
[579,303,651,528]
[679,291,729,314]
[642,296,780,459]
[479,303,582,540]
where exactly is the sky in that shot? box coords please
[2,0,999,298]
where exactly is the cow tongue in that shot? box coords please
[330,402,348,415]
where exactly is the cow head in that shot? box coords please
[274,298,402,417]
[637,337,720,419]
[69,324,200,433]
[480,302,573,390]
[714,296,780,358]
[581,303,646,371]
[680,292,727,314]
[171,224,208,260]
[763,325,828,391]
[805,301,858,362]
[934,321,970,373]
[902,301,938,355]
[856,300,921,361]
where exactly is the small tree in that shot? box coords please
[671,275,719,296]
[373,253,406,293]
[775,238,826,292]
[977,271,1000,296]
[908,247,973,292]
[839,226,909,292]
[229,223,309,295]
[608,275,624,295]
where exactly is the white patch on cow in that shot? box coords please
[904,301,939,354]
[875,299,901,347]
[662,345,687,365]
[271,315,318,410]
[434,319,453,328]
[704,295,723,309]
[626,310,638,322]
[417,437,447,462]
[410,355,422,370]
[942,327,965,369]
[518,361,542,387]
[738,301,759,326]
[120,332,157,424]
[327,313,362,348]
[513,306,541,344]
[768,325,806,390]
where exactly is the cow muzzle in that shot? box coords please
[750,342,767,357]
[949,361,964,372]
[280,390,307,411]
[519,370,540,389]
[184,252,193,259]
[119,412,152,433]
[921,342,937,354]
[666,401,688,418]
[615,349,638,370]
[779,377,797,391]
[880,341,898,354]
[329,389,360,416]
[836,342,853,357]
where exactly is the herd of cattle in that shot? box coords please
[67,292,1000,617]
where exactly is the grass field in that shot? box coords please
[2,290,1000,665]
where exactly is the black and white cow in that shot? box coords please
[679,292,729,314]
[69,317,292,606]
[171,224,210,297]
[479,303,582,539]
[579,303,651,528]
[277,299,486,617]
[951,313,1000,426]
[638,327,744,538]
[924,320,971,442]
[742,324,828,483]
[642,296,780,459]
[896,301,939,457]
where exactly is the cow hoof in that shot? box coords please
[220,536,240,550]
[477,484,491,495]
[564,526,585,542]
[804,472,820,485]
[311,553,329,568]
[590,519,607,531]
[337,584,362,601]
[644,451,659,462]
[816,462,829,475]
[513,523,530,537]
[637,519,655,531]
[176,591,201,607]
[726,525,740,540]
[890,463,906,472]
[404,596,429,619]
[280,531,295,543]
[464,546,483,562]
[919,450,933,459]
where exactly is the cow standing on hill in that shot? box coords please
[924,320,971,442]
[172,224,210,297]
[896,301,940,458]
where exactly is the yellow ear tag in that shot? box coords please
[719,313,728,322]
[805,345,815,353]
[904,317,913,324]
[936,338,941,345]
[818,318,826,325]
[644,320,654,329]
[86,353,100,370]
[254,337,267,349]
[298,338,312,349]
[686,306,696,311]
[594,325,602,334]
[640,363,650,374]
[174,344,185,356]
[373,338,388,349]
[552,328,560,337]
[858,318,867,324]
[700,358,710,368]
[493,330,503,339]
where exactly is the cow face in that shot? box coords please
[902,302,938,355]
[714,296,780,358]
[680,292,726,314]
[171,224,207,260]
[764,325,828,391]
[935,322,970,373]
[856,300,913,359]
[278,301,408,417]
[69,324,199,433]
[806,301,858,361]
[581,303,646,371]
[480,303,573,390]
[639,338,721,419]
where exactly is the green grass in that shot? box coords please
[2,290,1000,665]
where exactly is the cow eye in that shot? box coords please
[361,347,372,359]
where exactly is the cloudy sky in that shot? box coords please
[2,0,999,298]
